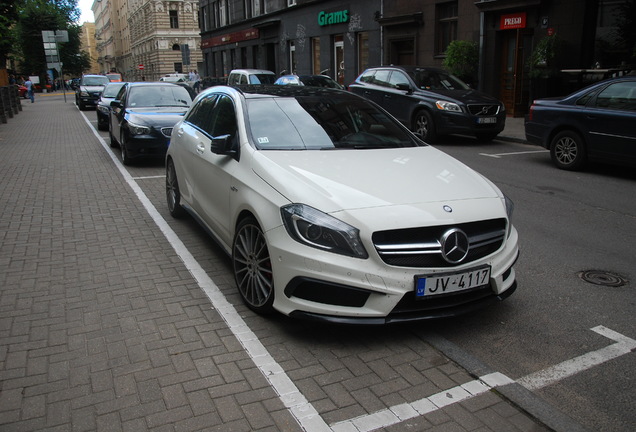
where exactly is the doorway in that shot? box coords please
[499,29,532,116]
[334,35,344,85]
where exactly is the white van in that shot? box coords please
[227,69,276,85]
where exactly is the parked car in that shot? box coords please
[165,85,519,324]
[96,82,126,131]
[349,66,506,142]
[109,82,193,165]
[275,74,344,89]
[75,74,110,110]
[17,85,28,98]
[525,76,636,170]
[159,73,189,83]
[227,69,276,85]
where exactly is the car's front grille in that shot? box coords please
[372,219,506,268]
[467,104,500,116]
[161,127,173,137]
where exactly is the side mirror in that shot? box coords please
[210,134,239,160]
[110,100,122,108]
[395,83,412,94]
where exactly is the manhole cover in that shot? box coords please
[579,270,628,287]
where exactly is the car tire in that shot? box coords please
[97,119,107,131]
[108,121,117,148]
[166,159,186,218]
[78,101,86,111]
[550,130,587,170]
[120,132,131,165]
[232,217,275,314]
[413,110,437,143]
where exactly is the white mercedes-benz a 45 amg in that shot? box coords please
[166,85,519,324]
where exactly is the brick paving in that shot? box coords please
[1,92,553,431]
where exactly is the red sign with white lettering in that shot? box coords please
[501,13,527,30]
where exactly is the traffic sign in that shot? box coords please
[138,64,145,70]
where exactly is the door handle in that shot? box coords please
[196,143,205,154]
[176,128,184,137]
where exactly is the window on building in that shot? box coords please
[253,0,261,17]
[358,32,369,74]
[312,38,321,75]
[288,0,297,6]
[436,1,458,55]
[201,6,207,32]
[219,0,228,26]
[289,41,296,74]
[174,62,183,73]
[170,10,179,29]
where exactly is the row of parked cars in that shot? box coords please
[75,65,633,324]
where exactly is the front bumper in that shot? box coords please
[267,223,520,324]
[435,111,506,137]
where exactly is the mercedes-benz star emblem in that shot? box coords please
[440,228,470,264]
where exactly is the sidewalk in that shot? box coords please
[1,93,575,432]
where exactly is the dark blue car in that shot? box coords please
[525,76,636,170]
[109,82,193,165]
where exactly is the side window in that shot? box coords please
[359,70,375,83]
[210,95,237,138]
[373,70,391,87]
[185,94,218,135]
[595,82,636,111]
[239,75,248,85]
[228,74,238,85]
[388,71,410,88]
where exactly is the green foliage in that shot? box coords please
[529,34,561,78]
[4,0,84,78]
[442,40,479,85]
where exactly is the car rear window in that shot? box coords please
[246,94,419,150]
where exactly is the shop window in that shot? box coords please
[174,62,183,73]
[170,10,179,29]
[289,41,296,74]
[436,1,458,55]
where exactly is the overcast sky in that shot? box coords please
[78,0,94,23]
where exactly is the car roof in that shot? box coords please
[211,84,351,100]
[364,65,447,74]
[229,69,275,75]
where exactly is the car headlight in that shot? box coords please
[97,105,110,114]
[80,90,89,97]
[127,121,150,135]
[504,195,514,237]
[281,204,368,258]
[435,100,462,112]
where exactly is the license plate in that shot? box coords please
[477,117,497,124]
[415,266,491,298]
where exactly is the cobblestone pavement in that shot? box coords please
[0,92,573,431]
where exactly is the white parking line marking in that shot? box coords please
[480,150,549,158]
[133,175,166,180]
[84,115,332,432]
[518,325,636,390]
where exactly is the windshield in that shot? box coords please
[247,94,420,150]
[82,76,110,86]
[410,69,470,91]
[128,85,192,107]
[249,74,276,84]
[102,83,126,98]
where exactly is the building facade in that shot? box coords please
[199,0,633,117]
[80,22,101,75]
[92,0,203,81]
[198,0,383,86]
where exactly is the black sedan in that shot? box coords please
[96,82,126,131]
[348,66,506,142]
[525,76,636,170]
[108,82,193,165]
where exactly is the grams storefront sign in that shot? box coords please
[318,9,349,26]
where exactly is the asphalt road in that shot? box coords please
[86,111,635,432]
